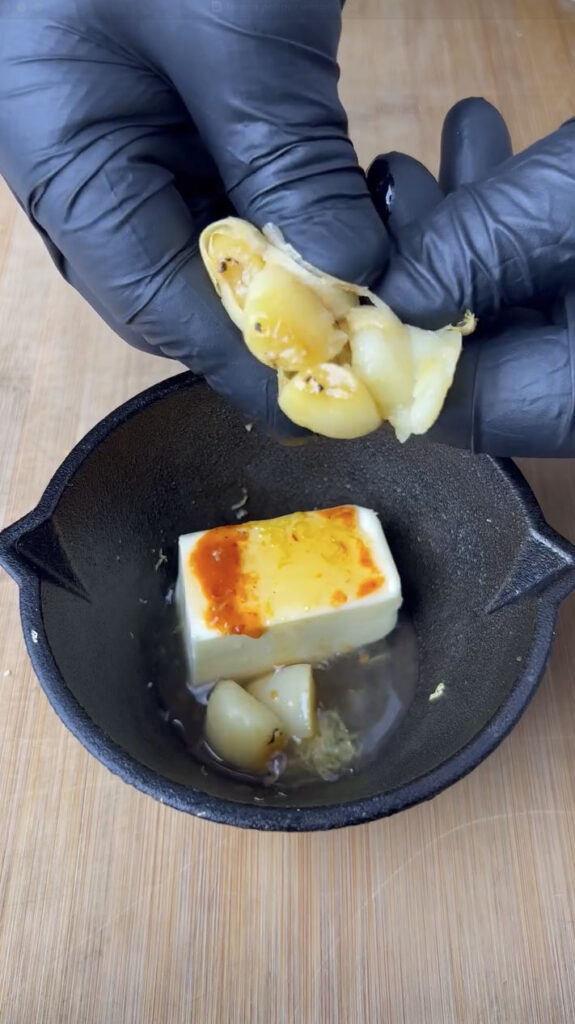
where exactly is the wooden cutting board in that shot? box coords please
[1,2,575,1020]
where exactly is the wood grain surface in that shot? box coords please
[2,2,575,1021]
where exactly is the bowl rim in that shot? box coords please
[2,371,575,832]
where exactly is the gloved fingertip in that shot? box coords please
[278,199,389,287]
[367,152,443,235]
[366,155,394,223]
[374,249,464,330]
[439,97,513,193]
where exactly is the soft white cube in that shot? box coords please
[177,505,402,685]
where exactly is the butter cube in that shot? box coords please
[176,505,402,685]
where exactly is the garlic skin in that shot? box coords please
[199,217,476,442]
[199,219,266,329]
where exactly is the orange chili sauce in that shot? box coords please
[189,526,263,639]
[357,577,384,599]
[319,506,357,528]
[321,508,385,600]
[190,506,386,638]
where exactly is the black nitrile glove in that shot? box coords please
[369,98,575,457]
[0,1,387,439]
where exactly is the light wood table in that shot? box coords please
[1,2,575,1021]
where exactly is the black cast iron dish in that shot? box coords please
[1,372,575,832]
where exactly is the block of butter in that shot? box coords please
[176,505,402,685]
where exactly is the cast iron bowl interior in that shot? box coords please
[1,372,575,832]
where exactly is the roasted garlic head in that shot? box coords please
[199,217,475,442]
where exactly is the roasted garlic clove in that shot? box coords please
[205,679,287,772]
[348,306,462,440]
[389,325,462,442]
[243,265,349,371]
[347,305,414,417]
[199,216,476,444]
[278,363,382,440]
[247,664,317,740]
[263,244,359,323]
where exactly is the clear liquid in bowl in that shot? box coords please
[146,595,418,790]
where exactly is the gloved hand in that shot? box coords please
[368,98,575,457]
[0,0,387,438]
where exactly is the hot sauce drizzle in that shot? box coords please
[190,526,263,638]
[190,507,385,637]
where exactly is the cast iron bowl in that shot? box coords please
[1,372,575,832]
